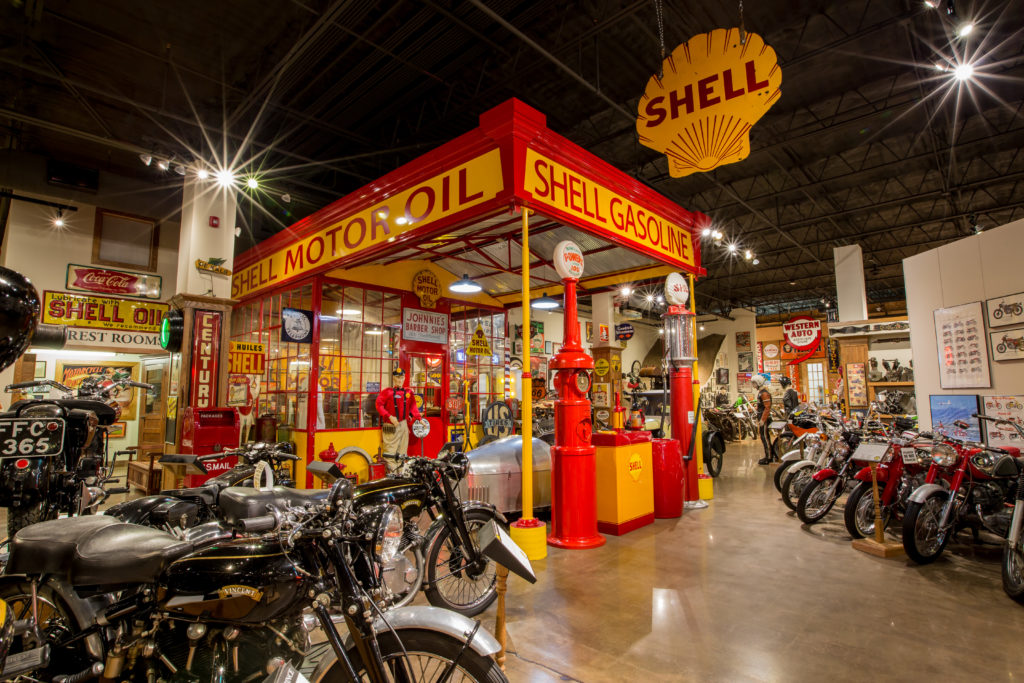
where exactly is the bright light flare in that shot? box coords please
[621,287,631,296]
[196,169,209,180]
[246,177,259,189]
[957,22,974,38]
[954,63,974,81]
[744,249,753,260]
[727,243,738,253]
[215,169,235,187]
[701,228,711,236]
[54,216,64,228]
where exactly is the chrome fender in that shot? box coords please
[309,606,501,680]
[908,483,947,505]
[780,450,806,463]
[785,459,815,473]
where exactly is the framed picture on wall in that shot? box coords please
[990,328,1024,362]
[930,394,982,442]
[981,395,1024,447]
[986,292,1024,328]
[737,353,754,373]
[716,368,729,385]
[33,361,46,379]
[934,301,990,389]
[846,362,867,407]
[108,422,127,439]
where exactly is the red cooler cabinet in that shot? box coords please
[180,407,240,486]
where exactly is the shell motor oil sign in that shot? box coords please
[637,28,782,178]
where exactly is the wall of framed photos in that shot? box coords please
[905,217,1024,432]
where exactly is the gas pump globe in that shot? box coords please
[662,272,703,506]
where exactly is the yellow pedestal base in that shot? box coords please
[851,537,905,558]
[698,475,714,500]
[510,521,548,561]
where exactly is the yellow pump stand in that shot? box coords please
[689,273,714,501]
[509,206,547,560]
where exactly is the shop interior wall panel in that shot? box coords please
[904,218,1024,431]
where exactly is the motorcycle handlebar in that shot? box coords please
[238,515,278,533]
[196,453,227,463]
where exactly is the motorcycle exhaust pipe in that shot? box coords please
[53,661,104,683]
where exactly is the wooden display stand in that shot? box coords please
[851,462,904,558]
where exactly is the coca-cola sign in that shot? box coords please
[66,264,161,300]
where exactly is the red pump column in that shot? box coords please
[548,242,605,549]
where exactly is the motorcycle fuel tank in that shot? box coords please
[161,537,308,622]
[353,477,429,521]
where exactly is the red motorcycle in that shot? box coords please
[902,420,1021,564]
[844,432,931,538]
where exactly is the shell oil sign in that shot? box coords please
[637,28,781,177]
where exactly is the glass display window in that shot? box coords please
[449,308,506,423]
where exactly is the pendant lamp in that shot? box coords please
[531,293,559,309]
[449,274,482,293]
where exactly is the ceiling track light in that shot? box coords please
[173,164,186,176]
[138,153,152,166]
[156,160,169,171]
[53,209,65,228]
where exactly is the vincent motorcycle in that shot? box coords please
[902,420,1021,564]
[0,472,520,682]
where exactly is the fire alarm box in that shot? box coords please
[180,407,240,486]
[209,216,220,228]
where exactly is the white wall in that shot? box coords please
[698,308,758,399]
[904,218,1024,430]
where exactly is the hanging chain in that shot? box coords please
[738,0,747,44]
[655,0,666,62]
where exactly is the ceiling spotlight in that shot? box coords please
[933,61,949,72]
[727,243,738,253]
[658,328,664,335]
[449,274,483,294]
[953,62,974,81]
[957,22,973,38]
[621,287,631,296]
[656,295,664,303]
[646,294,654,302]
[281,193,291,203]
[156,160,169,171]
[752,258,760,265]
[531,293,559,310]
[246,177,259,189]
[699,324,705,331]
[139,154,152,166]
[744,249,753,260]
[789,281,796,286]
[53,210,64,228]
[712,230,723,240]
[923,0,937,7]
[196,169,209,180]
[173,164,186,176]
[215,169,235,187]
[825,301,832,308]
[701,228,711,237]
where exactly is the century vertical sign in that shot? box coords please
[191,311,221,409]
[232,148,504,299]
[523,149,697,271]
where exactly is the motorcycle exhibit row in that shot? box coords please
[0,266,534,682]
[772,401,1024,605]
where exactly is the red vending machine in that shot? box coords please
[180,407,240,487]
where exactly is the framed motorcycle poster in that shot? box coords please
[986,291,1024,328]
[56,361,141,420]
[981,395,1024,447]
[990,328,1024,362]
[929,394,982,442]
[934,301,990,389]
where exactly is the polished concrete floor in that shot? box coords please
[490,440,1024,682]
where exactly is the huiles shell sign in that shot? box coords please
[637,28,782,178]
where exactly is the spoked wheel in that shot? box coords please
[844,481,891,539]
[1003,539,1024,604]
[797,476,842,524]
[0,581,89,680]
[782,467,813,511]
[319,629,507,682]
[424,510,501,617]
[902,491,951,564]
[773,460,797,493]
[772,434,794,462]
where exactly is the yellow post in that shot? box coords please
[509,206,547,559]
[689,273,714,500]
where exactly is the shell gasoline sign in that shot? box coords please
[467,324,493,357]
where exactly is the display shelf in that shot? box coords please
[867,381,915,387]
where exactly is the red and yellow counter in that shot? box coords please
[592,430,655,535]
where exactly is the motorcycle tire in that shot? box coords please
[772,434,794,462]
[902,491,951,564]
[773,460,797,493]
[0,580,91,680]
[998,343,1008,353]
[844,481,891,539]
[1015,304,1024,316]
[781,467,813,512]
[6,502,53,539]
[316,628,508,683]
[797,476,842,524]
[424,509,504,617]
[1002,540,1024,604]
[995,308,1004,319]
[704,439,724,478]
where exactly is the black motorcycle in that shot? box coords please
[1,375,151,538]
[105,441,300,530]
[0,472,523,682]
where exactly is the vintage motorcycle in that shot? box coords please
[902,420,1021,564]
[843,431,931,538]
[996,335,1024,354]
[105,441,301,529]
[992,301,1023,319]
[0,472,521,682]
[795,424,864,524]
[977,415,1024,603]
[772,406,821,491]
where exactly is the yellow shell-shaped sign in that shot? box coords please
[637,28,782,178]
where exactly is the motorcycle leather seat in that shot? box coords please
[159,484,221,506]
[218,486,329,526]
[8,515,121,575]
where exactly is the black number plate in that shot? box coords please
[0,418,65,457]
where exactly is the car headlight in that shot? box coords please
[375,505,404,563]
[930,443,958,467]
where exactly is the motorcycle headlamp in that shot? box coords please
[21,404,61,417]
[375,505,404,563]
[930,443,958,467]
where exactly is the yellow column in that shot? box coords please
[509,206,547,559]
[690,273,714,500]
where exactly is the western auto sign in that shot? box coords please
[783,316,823,365]
[637,28,782,177]
[615,323,635,341]
[43,291,168,333]
[553,240,585,280]
[232,149,503,299]
[66,264,161,299]
[523,148,697,272]
[191,311,221,409]
[229,341,266,375]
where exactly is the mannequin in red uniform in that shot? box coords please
[375,367,422,470]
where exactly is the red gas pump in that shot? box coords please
[548,241,605,549]
[662,273,704,507]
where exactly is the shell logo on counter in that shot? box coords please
[637,28,782,178]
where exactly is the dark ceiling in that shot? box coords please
[2,0,1022,316]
